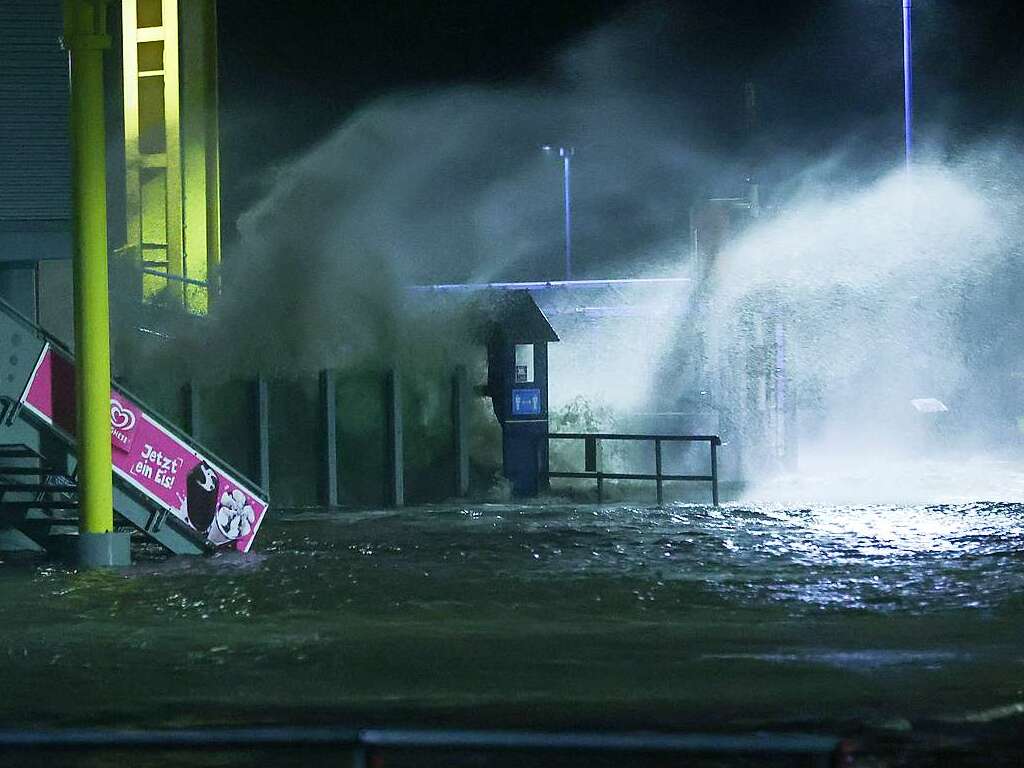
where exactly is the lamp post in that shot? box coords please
[903,0,913,171]
[542,144,575,281]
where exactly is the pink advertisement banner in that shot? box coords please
[19,344,267,553]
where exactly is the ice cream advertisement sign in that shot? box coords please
[110,398,137,452]
[19,343,267,553]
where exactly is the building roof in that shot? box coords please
[472,288,559,344]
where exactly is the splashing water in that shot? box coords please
[640,154,1024,502]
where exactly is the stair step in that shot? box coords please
[20,516,78,526]
[1,500,79,510]
[0,445,43,459]
[0,483,77,494]
[0,467,72,477]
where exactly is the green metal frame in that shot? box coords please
[121,0,220,313]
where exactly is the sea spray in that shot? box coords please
[109,7,1024,505]
[694,151,1024,500]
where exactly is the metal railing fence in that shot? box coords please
[546,432,721,506]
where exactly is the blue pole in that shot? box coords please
[561,148,572,281]
[903,0,913,171]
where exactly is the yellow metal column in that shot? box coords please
[64,0,129,566]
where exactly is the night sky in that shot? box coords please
[215,0,1024,255]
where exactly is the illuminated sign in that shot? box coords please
[19,344,267,552]
[511,388,541,416]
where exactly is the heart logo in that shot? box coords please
[110,399,136,431]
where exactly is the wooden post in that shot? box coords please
[319,369,338,507]
[452,365,469,497]
[385,368,404,507]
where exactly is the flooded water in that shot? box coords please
[1,502,1023,736]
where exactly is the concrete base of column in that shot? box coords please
[78,531,131,567]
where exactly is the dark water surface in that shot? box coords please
[2,502,1023,733]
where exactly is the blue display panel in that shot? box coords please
[511,388,542,416]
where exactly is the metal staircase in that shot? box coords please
[0,439,211,555]
[0,296,263,558]
[0,443,78,552]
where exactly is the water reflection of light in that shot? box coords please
[731,501,1024,611]
[792,504,1024,558]
[702,650,967,670]
[632,499,1024,612]
[748,456,1024,507]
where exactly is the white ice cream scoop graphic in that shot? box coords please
[209,488,256,544]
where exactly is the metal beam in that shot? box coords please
[121,0,219,311]
[112,485,206,556]
[160,0,183,300]
[0,527,45,553]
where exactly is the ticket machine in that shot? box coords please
[481,291,559,497]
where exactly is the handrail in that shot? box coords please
[546,432,721,506]
[549,432,721,443]
[0,726,845,764]
[0,294,265,496]
[141,267,209,288]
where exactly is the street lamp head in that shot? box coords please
[541,144,575,157]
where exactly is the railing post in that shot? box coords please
[710,438,720,507]
[182,380,200,441]
[584,436,602,503]
[654,438,663,505]
[319,369,339,508]
[584,436,597,472]
[255,374,270,494]
[452,365,469,497]
[385,368,404,507]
